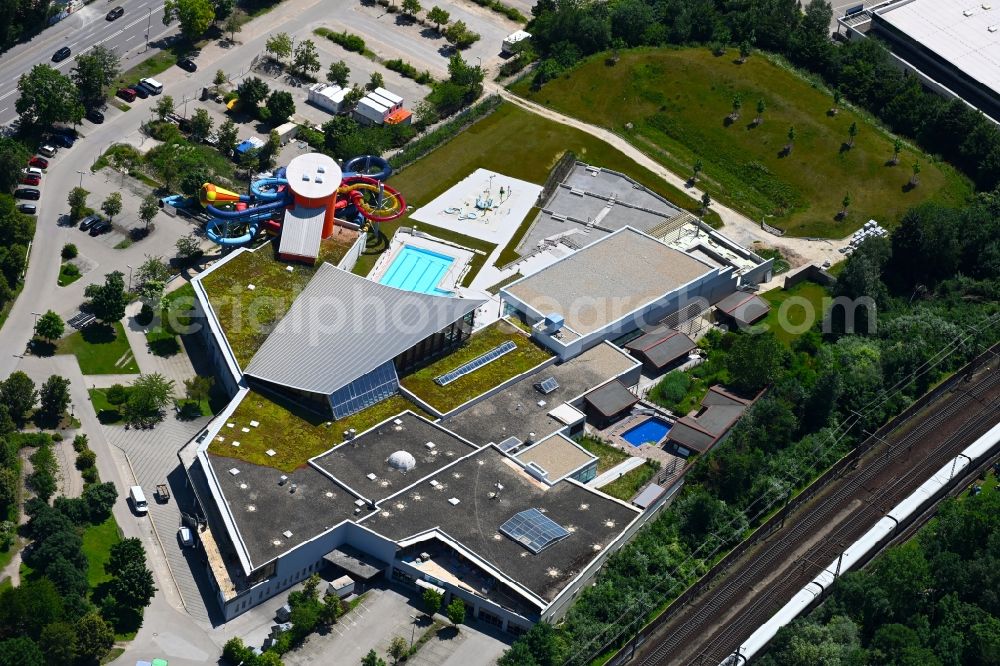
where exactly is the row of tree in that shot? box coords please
[16,46,120,129]
[499,188,1000,663]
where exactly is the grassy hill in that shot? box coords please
[512,48,972,237]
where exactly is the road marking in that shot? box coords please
[0,107,6,114]
[125,35,135,41]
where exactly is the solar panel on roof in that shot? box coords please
[434,340,517,386]
[499,508,570,554]
[498,436,523,453]
[537,377,560,394]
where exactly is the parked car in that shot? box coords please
[106,5,124,20]
[48,133,74,148]
[52,46,71,62]
[38,144,57,157]
[138,78,163,95]
[85,108,105,124]
[22,167,43,178]
[15,188,40,200]
[51,126,78,139]
[79,214,102,231]
[131,84,149,99]
[16,204,37,215]
[89,220,112,236]
[178,526,194,548]
[28,156,48,169]
[116,87,137,102]
[177,58,198,72]
[20,174,40,186]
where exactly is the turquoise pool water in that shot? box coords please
[379,245,455,295]
[621,417,671,447]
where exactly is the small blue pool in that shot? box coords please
[621,417,672,447]
[379,245,455,295]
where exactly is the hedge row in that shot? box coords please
[315,28,366,54]
[389,95,502,173]
[468,0,526,22]
[384,58,435,85]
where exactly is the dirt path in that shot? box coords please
[491,85,849,277]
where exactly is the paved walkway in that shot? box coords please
[122,301,198,392]
[492,86,849,274]
[589,457,647,489]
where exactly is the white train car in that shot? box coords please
[723,420,1000,665]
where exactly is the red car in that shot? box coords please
[28,156,48,169]
[20,174,40,186]
[116,87,137,102]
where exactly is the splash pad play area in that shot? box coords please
[170,154,407,263]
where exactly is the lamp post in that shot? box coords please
[76,170,85,188]
[144,8,152,53]
[409,614,418,648]
[126,264,134,292]
[31,311,42,329]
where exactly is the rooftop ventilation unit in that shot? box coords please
[317,166,325,173]
[366,473,378,481]
[354,498,366,507]
[289,484,297,493]
[525,462,549,482]
[990,24,999,31]
[541,313,564,335]
[282,530,293,538]
[393,418,403,426]
[425,441,436,450]
[302,174,311,181]
[278,475,288,485]
[448,497,461,506]
[429,479,441,488]
[229,468,240,476]
[965,8,976,16]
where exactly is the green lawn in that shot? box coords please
[89,388,126,424]
[57,321,138,374]
[58,263,82,286]
[357,101,721,276]
[760,280,830,345]
[512,48,972,237]
[599,461,660,502]
[400,321,552,413]
[576,436,629,474]
[82,516,121,589]
[210,390,429,472]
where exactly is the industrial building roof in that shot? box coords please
[278,206,325,260]
[514,433,597,483]
[243,263,483,395]
[875,0,1000,98]
[503,227,713,336]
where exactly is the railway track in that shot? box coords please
[633,367,1000,666]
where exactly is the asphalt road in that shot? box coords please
[0,0,174,126]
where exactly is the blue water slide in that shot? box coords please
[343,155,392,181]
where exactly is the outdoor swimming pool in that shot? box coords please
[621,417,672,447]
[379,245,455,295]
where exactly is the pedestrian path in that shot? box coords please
[122,302,198,392]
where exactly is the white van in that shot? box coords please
[139,78,163,95]
[129,485,148,514]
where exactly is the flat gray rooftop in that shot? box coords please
[311,413,479,503]
[504,228,714,336]
[442,342,638,445]
[362,445,640,602]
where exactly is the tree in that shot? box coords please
[236,76,269,108]
[38,375,71,423]
[891,137,902,165]
[446,598,466,625]
[327,60,350,87]
[910,160,921,187]
[727,333,787,392]
[213,0,235,21]
[319,593,343,626]
[223,8,243,42]
[388,636,408,664]
[361,649,387,666]
[0,139,31,192]
[34,310,64,342]
[2,371,36,425]
[175,234,202,260]
[153,94,175,122]
[700,192,711,215]
[82,482,117,522]
[0,637,44,666]
[214,69,227,87]
[292,39,321,78]
[692,159,702,183]
[110,560,156,609]
[71,45,120,110]
[74,612,113,663]
[401,0,421,16]
[101,192,122,224]
[730,93,742,120]
[139,194,159,230]
[124,373,175,427]
[831,89,842,115]
[738,40,751,63]
[184,376,213,403]
[847,121,858,148]
[216,118,239,155]
[67,187,89,221]
[786,126,796,154]
[62,243,78,260]
[443,20,480,49]
[223,637,254,665]
[189,107,213,143]
[265,32,293,64]
[422,587,443,616]
[89,271,127,323]
[366,71,384,92]
[163,0,216,41]
[107,538,146,578]
[840,192,851,219]
[266,90,295,123]
[135,255,170,307]
[428,6,450,31]
[755,99,766,126]
[16,65,83,129]
[343,85,365,110]
[39,621,78,665]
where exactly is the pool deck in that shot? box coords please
[591,410,689,472]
